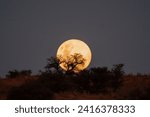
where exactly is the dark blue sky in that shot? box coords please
[0,0,150,76]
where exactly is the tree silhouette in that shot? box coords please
[112,64,124,78]
[57,53,86,73]
[111,64,124,91]
[90,67,111,93]
[45,56,64,73]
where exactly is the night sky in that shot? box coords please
[0,0,150,76]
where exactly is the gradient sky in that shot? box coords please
[0,0,150,76]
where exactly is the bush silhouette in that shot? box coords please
[110,64,124,91]
[6,70,32,78]
[6,70,20,78]
[89,67,112,93]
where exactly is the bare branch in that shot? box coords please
[57,53,86,73]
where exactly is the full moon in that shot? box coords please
[56,39,92,72]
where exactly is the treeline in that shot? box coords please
[2,55,150,100]
[6,62,125,99]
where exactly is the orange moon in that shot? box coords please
[56,39,92,72]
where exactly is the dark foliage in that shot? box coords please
[5,56,150,100]
[8,62,125,99]
[110,64,124,91]
[6,70,32,78]
[45,57,62,73]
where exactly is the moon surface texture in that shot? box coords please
[56,39,92,72]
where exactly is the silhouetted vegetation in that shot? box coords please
[6,70,32,78]
[57,53,86,73]
[0,56,150,100]
[45,57,62,73]
[110,64,124,91]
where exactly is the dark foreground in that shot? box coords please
[0,73,150,100]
